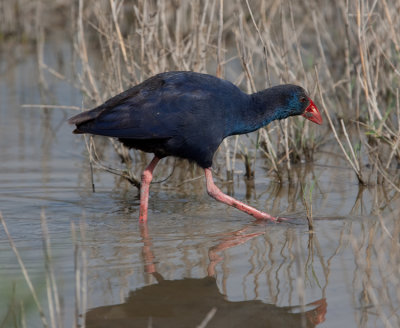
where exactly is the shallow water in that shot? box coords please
[1,38,399,328]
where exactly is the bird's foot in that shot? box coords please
[252,212,297,223]
[254,212,287,223]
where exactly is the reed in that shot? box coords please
[64,0,400,187]
[0,211,88,328]
[6,0,400,194]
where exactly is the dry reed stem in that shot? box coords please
[386,90,400,168]
[216,0,224,78]
[77,0,100,103]
[340,119,361,172]
[20,300,27,328]
[83,135,140,188]
[71,220,87,328]
[41,210,63,328]
[315,66,365,185]
[80,220,88,328]
[196,307,217,328]
[0,212,49,328]
[260,128,279,174]
[71,222,80,328]
[22,105,82,111]
[381,0,400,54]
[215,0,231,175]
[109,0,128,66]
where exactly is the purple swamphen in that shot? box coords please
[69,71,322,222]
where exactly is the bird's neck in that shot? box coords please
[227,90,282,136]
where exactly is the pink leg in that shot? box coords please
[139,156,160,222]
[140,221,156,273]
[205,168,280,222]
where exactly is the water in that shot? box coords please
[1,37,399,328]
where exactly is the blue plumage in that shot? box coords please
[69,71,312,168]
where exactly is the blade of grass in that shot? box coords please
[0,212,49,328]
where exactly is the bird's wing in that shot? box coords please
[69,71,237,139]
[69,73,183,139]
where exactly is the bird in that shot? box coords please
[69,71,322,222]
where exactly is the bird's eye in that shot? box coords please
[300,97,307,103]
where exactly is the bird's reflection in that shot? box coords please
[86,221,326,328]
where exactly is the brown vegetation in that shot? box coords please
[3,0,398,189]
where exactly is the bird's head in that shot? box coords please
[284,85,322,125]
[230,84,323,136]
[261,84,323,125]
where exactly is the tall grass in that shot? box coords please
[4,0,397,189]
[4,0,400,181]
[0,211,88,328]
[56,0,398,189]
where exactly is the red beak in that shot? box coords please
[301,98,323,125]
